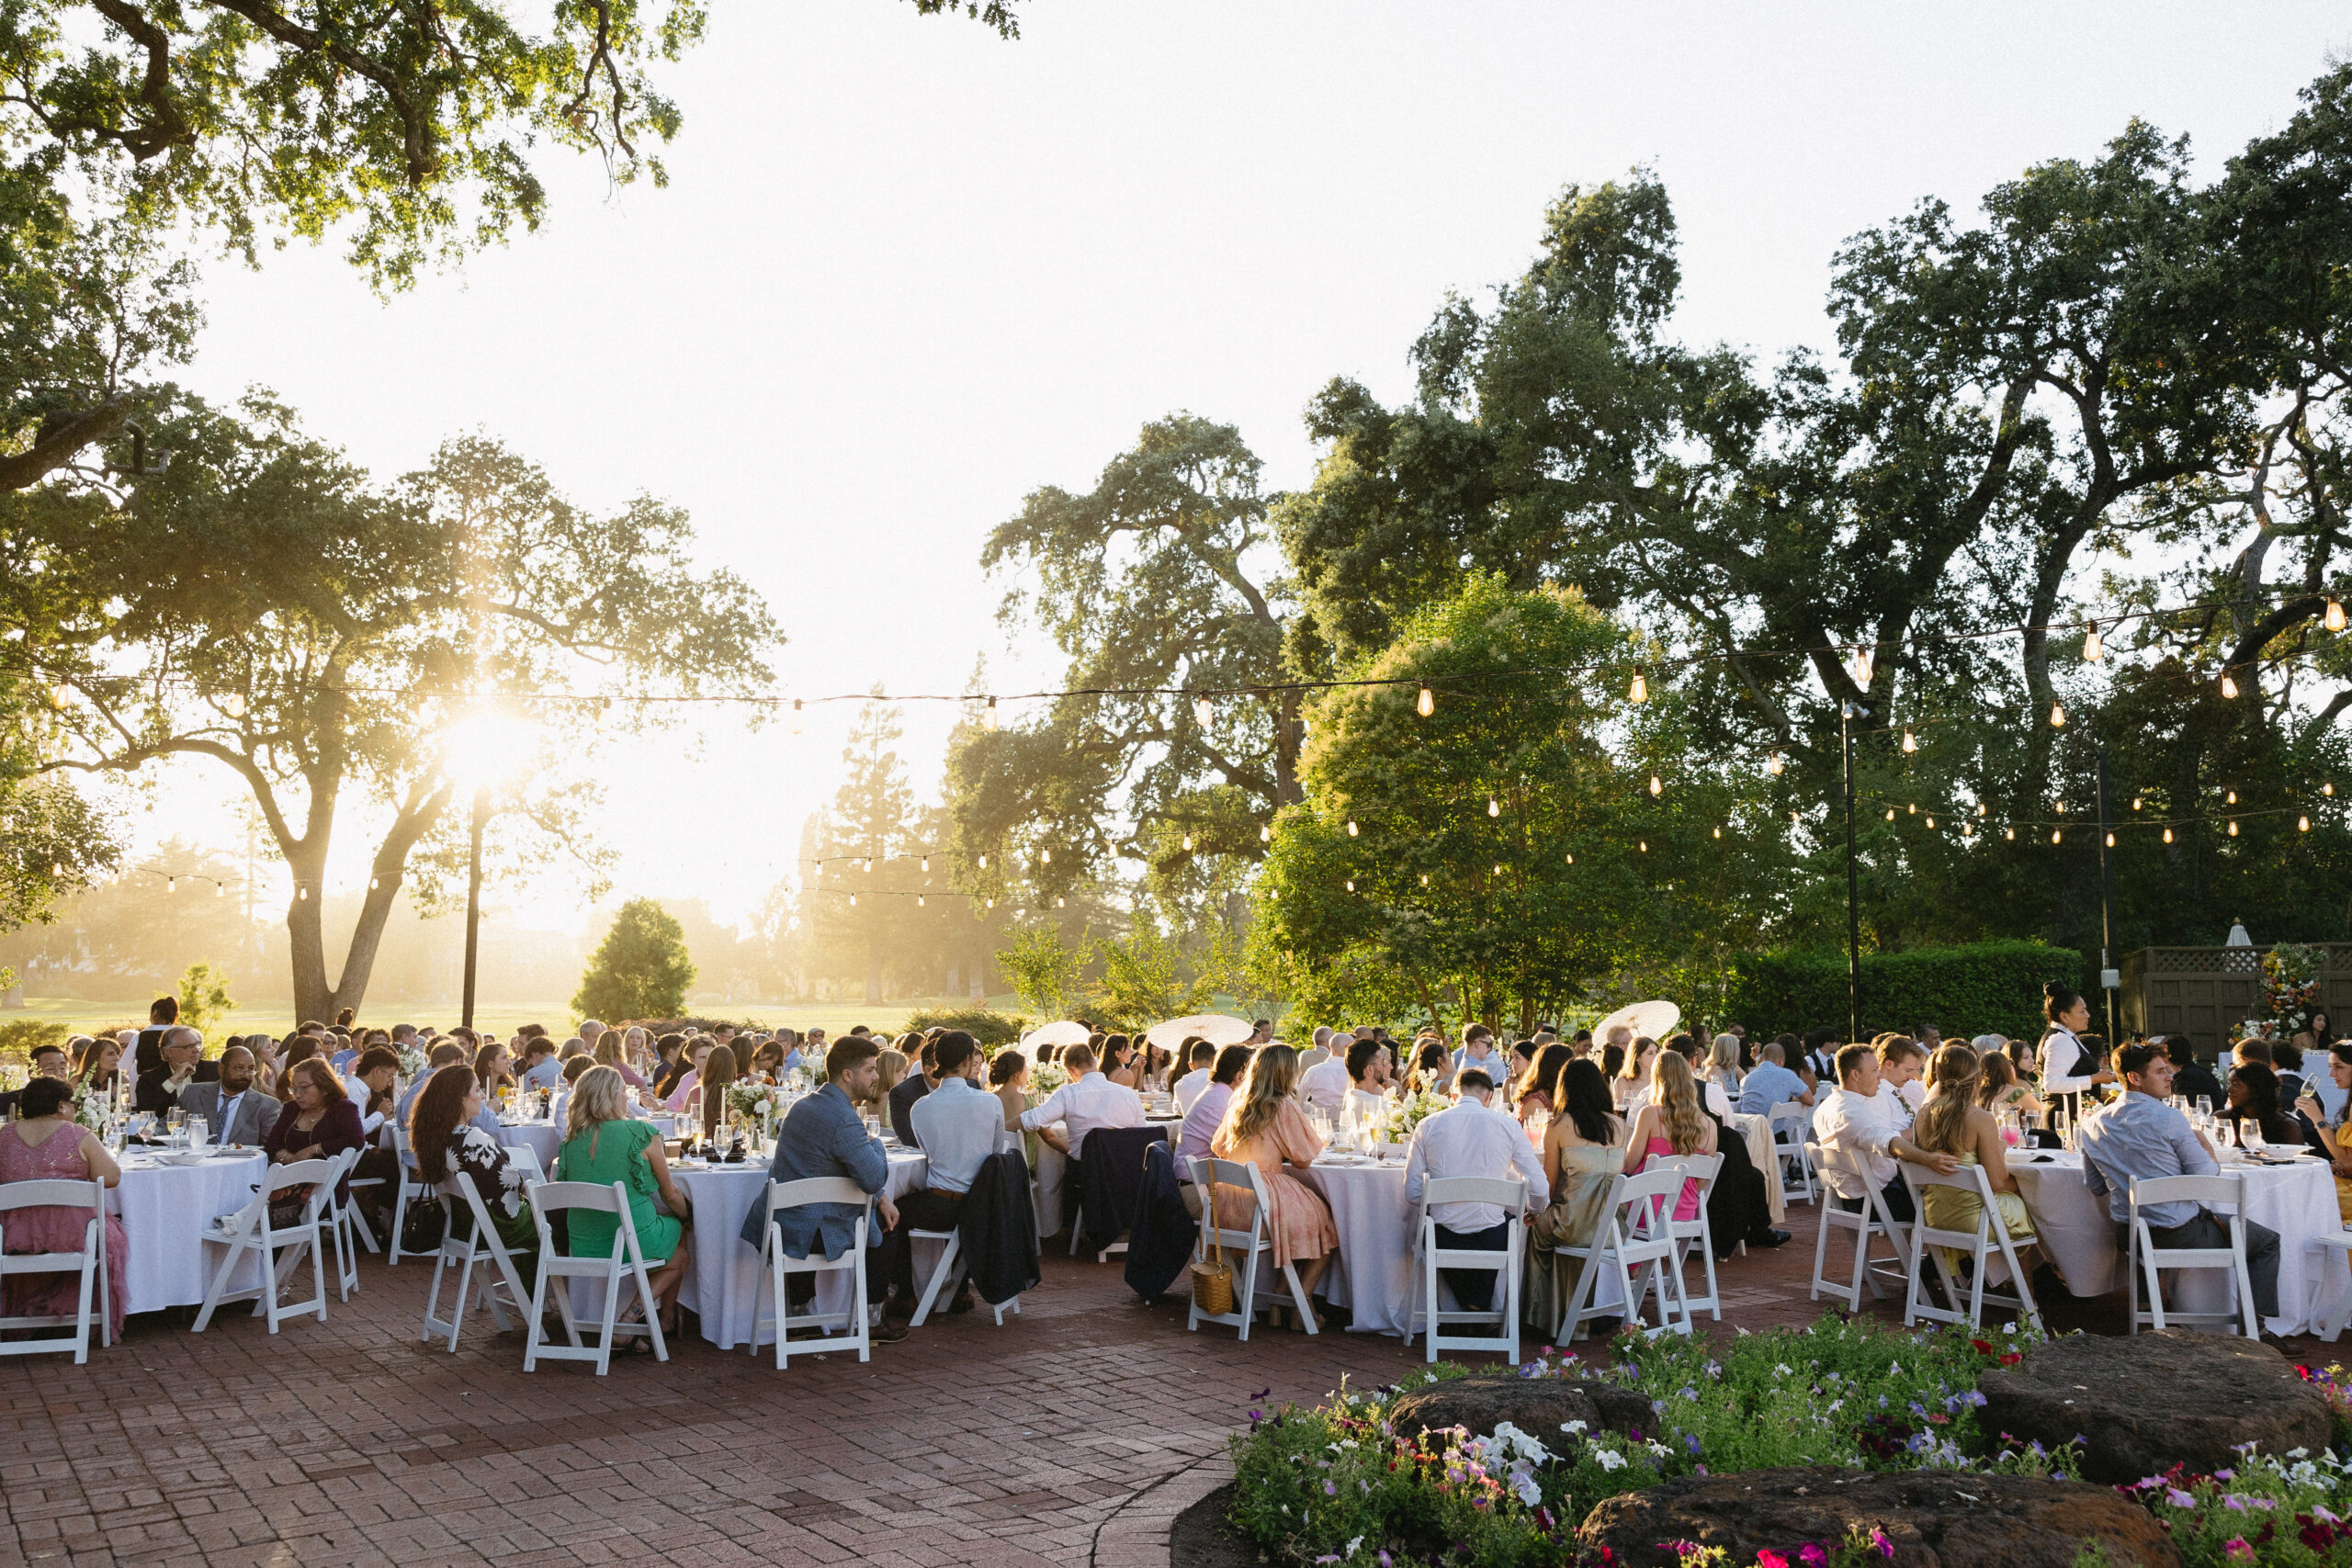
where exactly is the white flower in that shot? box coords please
[1345,1537,1363,1560]
[1592,1448,1626,1472]
[1512,1473,1543,1507]
[1562,1419,1589,1435]
[1773,1363,1793,1378]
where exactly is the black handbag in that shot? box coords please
[401,1196,447,1252]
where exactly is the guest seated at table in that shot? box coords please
[2080,1041,2283,1334]
[74,1034,123,1101]
[989,1049,1030,1134]
[1404,1065,1548,1316]
[2165,1036,2225,1110]
[0,1077,129,1342]
[1813,1043,1962,1222]
[1177,1045,1251,1217]
[345,1047,401,1134]
[743,1038,786,1082]
[889,1035,938,1145]
[2224,1061,2318,1151]
[1346,1036,1396,1128]
[556,1066,690,1341]
[693,1044,739,1147]
[1622,1051,1718,1222]
[1876,1035,1927,1122]
[662,1035,715,1113]
[1527,1059,1626,1328]
[1612,1037,1658,1113]
[410,1066,539,1277]
[1909,1044,2040,1267]
[471,1040,515,1100]
[516,1037,563,1093]
[1208,1044,1339,1326]
[1407,1039,1454,1097]
[0,1043,73,1120]
[1513,1043,1572,1128]
[396,1043,471,1159]
[264,1058,369,1211]
[1736,1040,1815,1117]
[550,1055,594,1133]
[2295,1042,2352,1224]
[1018,1043,1145,1158]
[2275,1040,2311,1104]
[1172,1039,1216,1116]
[738,1036,910,1344]
[134,1027,211,1115]
[1705,1033,1745,1100]
[648,1032,688,1099]
[1100,1034,1143,1092]
[891,1032,999,1316]
[1974,1050,2046,1121]
[169,1043,276,1151]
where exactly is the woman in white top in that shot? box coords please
[2035,983,2114,1120]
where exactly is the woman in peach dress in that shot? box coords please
[1209,1043,1340,1325]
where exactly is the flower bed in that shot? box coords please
[1227,1318,2076,1568]
[2110,1447,2352,1567]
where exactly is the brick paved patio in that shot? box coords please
[1,1196,2336,1568]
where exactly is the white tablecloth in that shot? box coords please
[1297,1156,1413,1334]
[2008,1149,2349,1334]
[673,1149,932,1348]
[495,1121,561,1173]
[111,1151,269,1313]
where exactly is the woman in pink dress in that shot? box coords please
[1621,1049,1716,1224]
[1209,1044,1340,1325]
[0,1077,129,1341]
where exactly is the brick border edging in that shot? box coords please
[1091,1448,1236,1568]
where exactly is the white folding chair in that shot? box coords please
[1404,1176,1526,1364]
[2312,1233,2352,1341]
[2128,1172,2257,1337]
[385,1123,430,1266]
[905,1226,1020,1326]
[317,1146,364,1300]
[344,1131,389,1256]
[1770,1102,1817,1205]
[194,1159,334,1334]
[747,1176,872,1370]
[1645,1152,1724,1323]
[1185,1156,1317,1340]
[1554,1167,1692,1342]
[1897,1159,2042,1331]
[523,1179,668,1374]
[1806,1142,1912,1311]
[0,1179,110,1362]
[420,1174,535,1351]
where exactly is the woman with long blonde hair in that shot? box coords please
[1912,1044,2036,1265]
[1621,1048,1716,1223]
[1208,1043,1339,1323]
[554,1066,693,1340]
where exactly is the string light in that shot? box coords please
[1418,686,1434,717]
[1850,649,1873,690]
[2132,796,2143,810]
[2056,801,2066,814]
[2164,827,2175,843]
[1346,819,1359,837]
[985,696,998,731]
[1563,853,1573,865]
[1040,848,1051,863]
[2105,832,2116,847]
[2229,820,2240,837]
[2005,828,2016,840]
[986,897,995,909]
[1712,826,1722,839]
[1492,863,1504,875]
[1977,802,1988,816]
[215,882,223,897]
[1181,834,1193,852]
[792,698,803,734]
[917,895,925,907]
[1767,752,1783,775]
[2051,829,2062,844]
[1637,840,1648,852]
[2226,790,2237,805]
[299,886,308,899]
[849,893,857,906]
[2222,671,2240,699]
[1648,775,1662,796]
[1487,798,1500,817]
[2083,620,2103,662]
[1057,896,1066,908]
[863,857,874,873]
[165,877,175,893]
[1628,667,1647,704]
[921,855,930,873]
[1884,808,1895,820]
[2050,703,2066,728]
[369,877,379,890]
[978,852,989,869]
[1926,816,1936,829]
[1344,879,1355,893]
[1421,873,1430,886]
[2301,816,2312,831]
[1260,824,1272,842]
[2331,598,2347,632]
[1193,695,1214,728]
[1906,802,1917,815]
[1961,822,1972,837]
[1902,728,1917,752]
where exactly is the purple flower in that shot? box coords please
[1870,1528,1894,1559]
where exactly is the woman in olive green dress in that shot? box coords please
[556,1066,695,1339]
[1526,1058,1626,1336]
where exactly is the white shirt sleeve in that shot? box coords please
[2040,1031,2102,1095]
[1018,1082,1071,1134]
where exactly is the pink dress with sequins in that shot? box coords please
[0,1121,129,1340]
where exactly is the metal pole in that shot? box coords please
[461,785,486,1030]
[1843,700,1866,1043]
[2098,742,2118,1041]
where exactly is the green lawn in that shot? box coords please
[3,995,1025,1043]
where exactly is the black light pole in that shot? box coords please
[2096,741,2119,1042]
[460,785,486,1031]
[1842,698,1869,1043]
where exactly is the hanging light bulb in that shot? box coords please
[1850,649,1873,690]
[2227,790,2238,805]
[1648,775,1662,797]
[1260,823,1272,842]
[1181,834,1193,852]
[1637,840,1648,852]
[1902,728,1917,753]
[2132,795,2143,810]
[1563,853,1574,865]
[1619,665,1646,705]
[864,856,874,873]
[1039,847,1051,863]
[1193,694,1215,728]
[791,698,803,735]
[1926,816,1936,829]
[1767,752,1783,775]
[2056,800,2067,814]
[1977,802,1988,816]
[2222,671,2239,699]
[849,893,858,907]
[1712,826,1722,839]
[986,897,995,909]
[978,852,989,870]
[917,895,926,908]
[1346,819,1359,837]
[1884,807,1895,820]
[2083,620,2103,662]
[1267,889,1277,901]
[1417,686,1434,717]
[1961,821,1972,837]
[215,881,224,897]
[1492,863,1504,875]
[2050,703,2066,728]
[165,876,175,894]
[985,696,999,731]
[1487,798,1500,817]
[2105,831,2116,847]
[1344,879,1355,893]
[369,876,379,890]
[298,886,309,899]
[2051,829,2063,844]
[1907,802,1917,815]
[2331,598,2347,632]
[2163,827,2174,843]
[2229,819,2241,837]
[2301,816,2312,832]
[1420,873,1430,886]
[2005,828,2016,840]
[1056,896,1066,908]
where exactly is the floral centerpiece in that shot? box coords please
[1372,1085,1451,1145]
[73,1088,111,1136]
[1028,1059,1069,1100]
[2248,941,2327,1040]
[394,1043,429,1083]
[726,1078,781,1127]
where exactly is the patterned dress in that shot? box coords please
[0,1122,129,1341]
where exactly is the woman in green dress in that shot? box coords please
[555,1066,694,1338]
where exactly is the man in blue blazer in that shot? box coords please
[739,1034,908,1342]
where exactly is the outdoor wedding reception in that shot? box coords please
[2,4,2351,1568]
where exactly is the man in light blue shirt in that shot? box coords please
[1452,1023,1503,1078]
[518,1039,563,1090]
[2079,1040,2280,1325]
[1736,1041,1814,1117]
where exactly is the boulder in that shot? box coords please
[1386,1376,1652,1446]
[1577,1464,2179,1568]
[1977,1332,2330,1483]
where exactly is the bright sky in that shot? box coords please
[127,0,2350,940]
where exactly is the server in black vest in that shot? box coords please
[2038,983,2114,1126]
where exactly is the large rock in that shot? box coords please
[1386,1376,1653,1445]
[1578,1465,2179,1568]
[1977,1332,2330,1483]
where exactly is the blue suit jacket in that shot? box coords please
[737,1082,888,1260]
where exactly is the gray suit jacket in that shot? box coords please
[177,1082,280,1146]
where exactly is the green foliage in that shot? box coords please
[899,1006,1031,1047]
[1228,1317,2069,1568]
[175,962,235,1041]
[0,1018,69,1067]
[1725,941,2084,1040]
[2113,1446,2352,1568]
[1091,917,1208,1031]
[574,898,696,1022]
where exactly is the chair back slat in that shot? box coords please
[267,1158,334,1195]
[0,1179,104,1213]
[2133,1173,2245,1209]
[766,1175,871,1213]
[1420,1176,1527,1210]
[531,1179,625,1216]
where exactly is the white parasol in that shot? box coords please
[1019,1020,1094,1051]
[1143,1013,1257,1050]
[1591,999,1681,1044]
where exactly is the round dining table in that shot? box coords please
[109,1147,271,1313]
[670,1146,933,1348]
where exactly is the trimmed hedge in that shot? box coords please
[1726,941,2083,1041]
[899,1006,1031,1048]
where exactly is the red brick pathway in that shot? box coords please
[0,1196,2335,1568]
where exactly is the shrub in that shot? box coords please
[901,1006,1031,1047]
[1725,941,2083,1040]
[0,1018,69,1068]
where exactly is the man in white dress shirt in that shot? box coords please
[1402,1066,1548,1312]
[1811,1043,1959,1222]
[1874,1036,1927,1127]
[1172,1039,1218,1115]
[1344,1036,1392,1124]
[1297,1040,1351,1111]
[1018,1043,1145,1159]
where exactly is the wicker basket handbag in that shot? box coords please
[1190,1170,1236,1316]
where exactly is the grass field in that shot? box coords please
[2,995,1025,1043]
